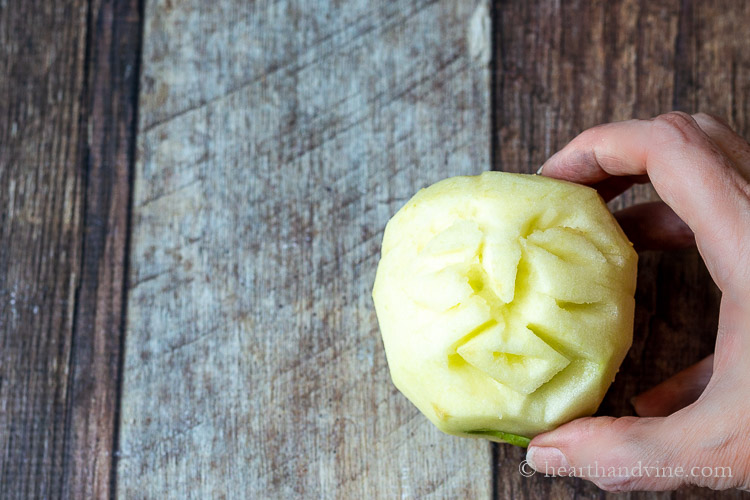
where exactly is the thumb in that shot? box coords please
[525,410,738,491]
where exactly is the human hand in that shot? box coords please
[526,112,750,491]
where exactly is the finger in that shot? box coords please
[693,113,750,183]
[631,355,713,417]
[526,411,739,491]
[614,201,695,251]
[541,112,750,298]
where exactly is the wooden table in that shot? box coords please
[1,0,748,498]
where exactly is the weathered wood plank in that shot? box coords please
[0,0,140,498]
[493,0,747,498]
[121,0,493,498]
[61,0,142,498]
[0,4,88,498]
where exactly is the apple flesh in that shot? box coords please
[372,172,637,445]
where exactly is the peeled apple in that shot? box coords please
[372,172,637,445]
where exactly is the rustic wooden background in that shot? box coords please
[1,0,748,498]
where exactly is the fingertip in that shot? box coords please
[629,355,714,417]
[630,390,679,418]
[630,385,669,417]
[527,416,665,490]
[630,392,659,417]
[538,150,587,181]
[538,151,562,178]
[539,146,612,184]
[526,446,569,473]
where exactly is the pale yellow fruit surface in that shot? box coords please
[372,172,637,442]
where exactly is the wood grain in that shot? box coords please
[120,0,493,498]
[4,0,748,497]
[0,0,140,498]
[493,0,749,498]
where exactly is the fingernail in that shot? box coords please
[536,165,544,175]
[526,446,569,474]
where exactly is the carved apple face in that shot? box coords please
[372,172,637,442]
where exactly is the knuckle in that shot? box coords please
[590,471,681,492]
[572,122,615,148]
[592,415,643,441]
[594,476,646,492]
[561,416,618,442]
[651,111,699,140]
